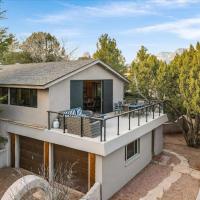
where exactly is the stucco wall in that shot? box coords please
[80,182,101,200]
[0,148,8,168]
[49,63,125,112]
[97,132,152,200]
[0,89,49,127]
[154,125,163,155]
[0,64,124,126]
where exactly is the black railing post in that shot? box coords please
[132,110,135,118]
[100,120,103,142]
[138,110,140,126]
[48,111,50,130]
[153,104,155,119]
[80,116,83,137]
[145,107,148,122]
[63,115,66,133]
[104,120,106,141]
[128,113,131,130]
[162,101,165,113]
[117,116,120,135]
[159,103,161,116]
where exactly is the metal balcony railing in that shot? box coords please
[47,101,165,142]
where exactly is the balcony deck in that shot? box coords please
[49,111,165,143]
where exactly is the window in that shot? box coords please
[125,139,140,161]
[0,87,8,104]
[10,88,37,107]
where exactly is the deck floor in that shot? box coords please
[101,112,162,141]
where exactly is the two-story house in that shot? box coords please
[0,59,168,199]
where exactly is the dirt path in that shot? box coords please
[159,174,199,200]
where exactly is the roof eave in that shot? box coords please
[96,60,130,84]
[0,84,45,89]
[43,60,130,88]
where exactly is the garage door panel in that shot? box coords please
[20,159,43,172]
[20,150,43,161]
[20,139,43,150]
[20,136,44,174]
[20,144,43,153]
[20,153,43,164]
[54,144,88,193]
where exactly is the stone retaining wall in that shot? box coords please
[80,182,101,200]
[1,175,49,200]
[163,122,182,134]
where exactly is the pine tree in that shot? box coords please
[93,34,126,73]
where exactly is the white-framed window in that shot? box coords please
[125,138,140,162]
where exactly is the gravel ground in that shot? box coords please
[110,162,171,200]
[153,151,181,166]
[159,174,200,200]
[164,133,200,170]
[111,133,200,200]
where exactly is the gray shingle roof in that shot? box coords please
[0,59,97,87]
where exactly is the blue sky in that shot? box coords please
[1,0,200,63]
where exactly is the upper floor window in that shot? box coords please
[10,88,37,108]
[125,138,140,162]
[0,87,8,104]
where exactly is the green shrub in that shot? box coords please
[0,136,7,146]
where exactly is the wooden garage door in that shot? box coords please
[20,136,44,174]
[54,144,88,193]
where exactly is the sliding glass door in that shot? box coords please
[70,79,113,113]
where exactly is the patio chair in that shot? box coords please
[66,117,101,138]
[58,108,93,129]
[114,102,123,114]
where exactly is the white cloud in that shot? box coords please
[27,2,154,24]
[149,0,200,6]
[84,2,153,17]
[124,17,200,40]
[27,1,200,24]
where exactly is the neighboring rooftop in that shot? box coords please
[0,59,129,88]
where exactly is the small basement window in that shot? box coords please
[125,138,140,162]
[0,87,8,104]
[10,88,37,108]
